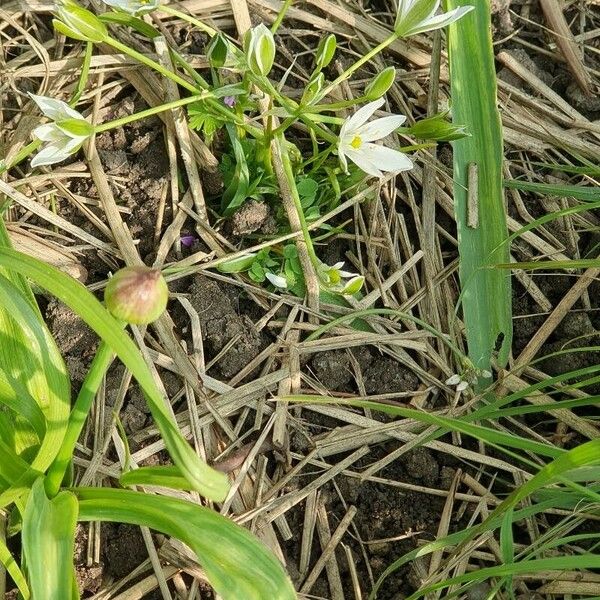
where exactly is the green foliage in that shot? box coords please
[77,488,296,599]
[447,0,512,373]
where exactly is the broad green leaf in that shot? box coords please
[77,488,296,600]
[0,220,70,484]
[447,1,512,372]
[22,478,78,600]
[0,247,229,501]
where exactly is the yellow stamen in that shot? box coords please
[350,135,362,149]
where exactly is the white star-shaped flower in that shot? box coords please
[395,0,474,37]
[29,94,93,168]
[338,98,413,178]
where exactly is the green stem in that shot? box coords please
[258,77,338,144]
[72,41,93,104]
[45,341,116,498]
[159,5,217,37]
[271,0,293,33]
[275,132,319,267]
[316,32,399,101]
[304,95,370,113]
[0,140,41,175]
[105,37,200,94]
[94,94,207,133]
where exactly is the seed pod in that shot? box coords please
[364,66,396,100]
[104,266,168,324]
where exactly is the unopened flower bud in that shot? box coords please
[408,112,469,141]
[244,23,276,77]
[207,33,230,68]
[364,66,396,100]
[104,266,168,324]
[54,0,108,43]
[315,34,336,70]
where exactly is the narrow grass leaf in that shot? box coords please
[77,487,296,600]
[0,538,29,599]
[22,477,78,600]
[447,0,512,370]
[504,179,600,201]
[120,465,190,490]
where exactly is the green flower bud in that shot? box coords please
[54,0,108,43]
[315,34,336,70]
[105,266,168,324]
[207,33,229,68]
[364,66,396,100]
[408,112,469,141]
[302,72,324,104]
[340,275,364,296]
[243,23,276,77]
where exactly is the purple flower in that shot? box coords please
[223,96,236,108]
[180,234,196,248]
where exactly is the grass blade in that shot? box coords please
[77,487,296,600]
[447,0,512,370]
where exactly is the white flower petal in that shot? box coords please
[408,5,474,35]
[32,123,66,142]
[265,272,288,289]
[29,93,82,121]
[359,143,413,174]
[343,146,384,178]
[456,380,469,392]
[31,143,73,167]
[341,98,385,138]
[357,114,407,142]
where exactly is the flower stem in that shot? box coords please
[271,0,293,33]
[105,36,200,94]
[274,132,319,268]
[93,94,207,133]
[159,5,217,37]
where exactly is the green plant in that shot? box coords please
[0,218,294,599]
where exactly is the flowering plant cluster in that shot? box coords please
[28,0,473,298]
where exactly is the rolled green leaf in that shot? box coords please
[22,478,78,600]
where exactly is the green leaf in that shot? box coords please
[0,247,229,502]
[447,0,512,372]
[77,488,296,600]
[504,179,600,201]
[22,478,78,600]
[0,537,29,599]
[120,465,190,490]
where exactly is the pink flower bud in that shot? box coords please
[104,266,168,324]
